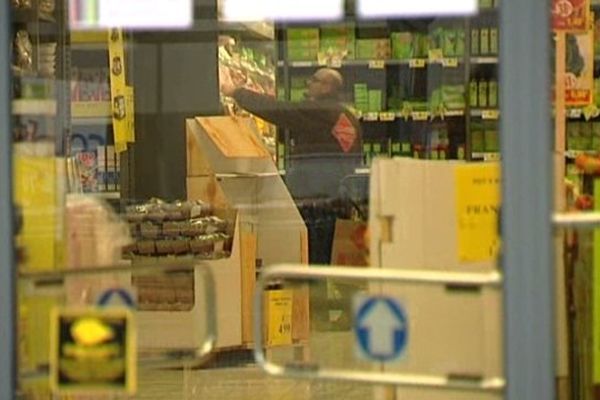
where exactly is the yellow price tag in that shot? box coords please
[369,60,385,69]
[379,112,396,121]
[409,59,426,68]
[442,57,459,68]
[481,109,500,120]
[363,112,379,121]
[411,111,429,121]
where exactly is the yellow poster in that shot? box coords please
[265,290,293,347]
[14,155,57,271]
[455,164,501,262]
[108,28,131,153]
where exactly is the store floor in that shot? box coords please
[137,332,376,400]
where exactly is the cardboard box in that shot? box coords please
[369,159,503,387]
[369,158,500,272]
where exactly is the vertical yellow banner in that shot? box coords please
[455,163,501,262]
[108,28,130,153]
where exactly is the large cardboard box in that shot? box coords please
[369,158,503,399]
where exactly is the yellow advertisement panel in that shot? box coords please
[108,28,132,153]
[455,163,501,262]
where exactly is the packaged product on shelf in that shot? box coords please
[442,29,457,57]
[478,80,489,108]
[354,83,369,112]
[442,85,466,110]
[488,80,499,108]
[471,123,485,152]
[122,199,233,260]
[428,28,445,53]
[471,28,480,55]
[368,90,383,112]
[567,122,580,151]
[320,24,356,60]
[456,29,466,56]
[363,142,372,165]
[356,38,391,59]
[480,28,490,55]
[581,122,593,151]
[470,80,479,108]
[287,28,320,61]
[391,32,413,59]
[490,27,499,55]
[484,122,499,152]
[13,30,33,71]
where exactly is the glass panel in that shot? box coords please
[1,0,563,398]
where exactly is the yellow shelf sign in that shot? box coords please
[455,164,501,262]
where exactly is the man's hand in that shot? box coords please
[219,67,237,97]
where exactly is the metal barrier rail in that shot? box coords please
[253,264,505,392]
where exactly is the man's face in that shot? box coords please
[306,72,330,100]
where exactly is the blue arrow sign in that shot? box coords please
[97,288,135,308]
[354,296,408,362]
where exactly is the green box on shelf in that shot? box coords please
[471,29,480,55]
[287,48,319,61]
[391,32,413,59]
[469,80,479,108]
[471,124,485,152]
[484,123,499,152]
[480,28,490,55]
[490,28,499,55]
[581,122,593,151]
[368,90,383,112]
[356,39,391,59]
[442,29,457,57]
[488,80,498,108]
[456,29,466,56]
[478,81,489,108]
[567,122,580,151]
[287,28,319,40]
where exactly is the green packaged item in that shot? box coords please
[372,142,383,155]
[567,122,580,151]
[484,124,499,152]
[488,80,498,108]
[480,28,490,55]
[368,90,383,112]
[401,142,412,156]
[356,39,391,59]
[471,126,485,152]
[471,29,480,55]
[442,29,456,57]
[287,48,318,61]
[490,28,499,55]
[391,32,413,59]
[581,122,593,151]
[429,28,445,52]
[391,141,401,156]
[479,80,489,108]
[287,28,319,40]
[456,29,466,56]
[457,145,466,160]
[470,80,479,108]
[363,142,372,165]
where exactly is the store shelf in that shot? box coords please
[472,152,501,161]
[470,56,499,64]
[12,99,56,116]
[357,109,465,122]
[278,58,462,69]
[71,101,112,118]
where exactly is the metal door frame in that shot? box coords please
[1,2,17,399]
